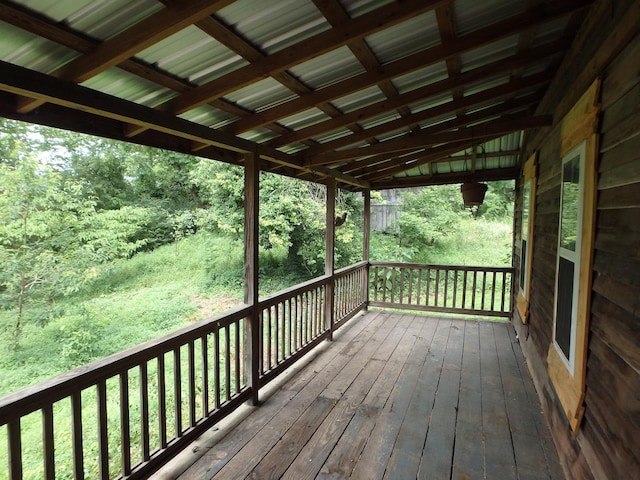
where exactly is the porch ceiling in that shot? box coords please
[0,0,592,190]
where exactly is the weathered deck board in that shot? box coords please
[172,312,565,480]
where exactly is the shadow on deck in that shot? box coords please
[156,311,564,480]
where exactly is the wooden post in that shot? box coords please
[363,189,371,308]
[325,178,336,341]
[244,151,260,406]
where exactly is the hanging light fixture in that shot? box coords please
[461,181,488,207]
[461,144,488,207]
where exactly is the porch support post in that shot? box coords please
[363,189,371,308]
[243,151,260,406]
[325,178,336,341]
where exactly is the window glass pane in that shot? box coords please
[555,256,574,361]
[520,238,527,288]
[522,180,531,237]
[560,155,580,251]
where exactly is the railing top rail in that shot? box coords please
[0,304,252,423]
[335,260,368,277]
[369,261,514,273]
[258,274,331,309]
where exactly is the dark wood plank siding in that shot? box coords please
[513,1,640,478]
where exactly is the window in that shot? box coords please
[553,141,586,372]
[516,153,537,323]
[546,79,600,432]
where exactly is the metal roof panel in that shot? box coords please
[137,26,248,86]
[288,47,365,90]
[216,0,329,54]
[365,11,441,65]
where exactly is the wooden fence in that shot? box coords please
[369,262,513,317]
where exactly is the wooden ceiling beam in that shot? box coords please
[308,71,552,164]
[321,114,548,166]
[311,90,541,163]
[354,139,483,181]
[370,166,520,189]
[338,100,536,174]
[0,1,303,139]
[160,0,448,116]
[271,40,565,150]
[359,133,507,182]
[0,60,367,189]
[227,0,593,135]
[15,0,235,113]
[312,0,414,140]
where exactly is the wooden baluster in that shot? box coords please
[235,320,241,392]
[373,266,380,302]
[481,272,487,310]
[119,373,130,477]
[173,348,182,436]
[472,271,477,310]
[426,267,431,306]
[71,391,85,479]
[416,267,422,305]
[391,268,397,303]
[303,293,307,344]
[225,325,231,401]
[462,270,468,309]
[444,270,449,308]
[398,267,404,304]
[201,335,209,415]
[188,341,196,427]
[491,271,497,312]
[287,298,292,357]
[158,354,167,448]
[408,268,414,305]
[382,267,388,303]
[42,404,55,480]
[434,269,440,307]
[274,304,279,364]
[501,271,508,313]
[266,308,272,371]
[214,328,221,409]
[292,296,298,352]
[452,270,458,309]
[140,363,150,462]
[8,418,22,480]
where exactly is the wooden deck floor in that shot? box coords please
[168,311,564,480]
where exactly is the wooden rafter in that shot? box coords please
[272,39,565,151]
[0,0,596,189]
[308,72,552,165]
[226,0,592,137]
[159,0,448,116]
[15,0,236,113]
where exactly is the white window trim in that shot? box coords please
[552,140,587,377]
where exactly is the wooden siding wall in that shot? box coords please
[513,0,640,478]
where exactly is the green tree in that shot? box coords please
[0,156,96,345]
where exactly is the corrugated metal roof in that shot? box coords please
[217,0,329,54]
[0,22,76,73]
[137,26,247,86]
[82,69,175,108]
[454,0,527,36]
[0,0,589,189]
[288,47,365,90]
[330,85,386,114]
[225,77,298,112]
[366,11,441,65]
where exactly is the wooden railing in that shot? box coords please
[0,306,252,480]
[333,261,369,329]
[0,261,507,479]
[0,262,370,480]
[369,262,513,318]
